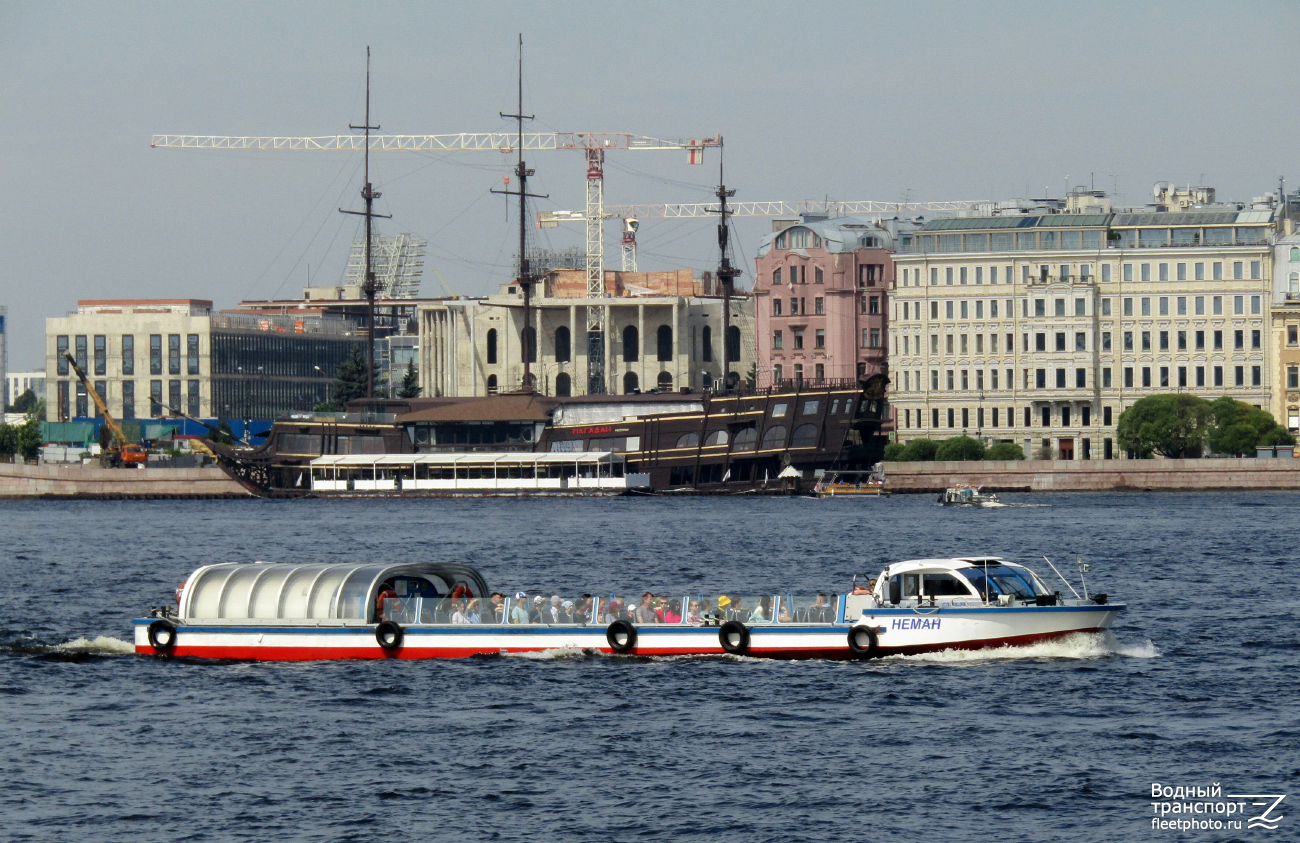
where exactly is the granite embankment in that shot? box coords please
[884,457,1300,492]
[0,462,251,499]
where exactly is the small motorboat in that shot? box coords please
[939,484,1001,506]
[133,556,1120,661]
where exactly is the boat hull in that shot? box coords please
[133,604,1121,661]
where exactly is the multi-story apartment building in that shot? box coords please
[889,203,1275,459]
[1269,230,1300,433]
[751,215,893,389]
[418,270,753,397]
[45,300,362,422]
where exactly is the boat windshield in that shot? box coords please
[958,566,1043,600]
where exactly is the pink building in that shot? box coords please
[752,215,894,388]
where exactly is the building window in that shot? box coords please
[1055,368,1066,389]
[1234,366,1244,387]
[1102,368,1112,387]
[555,326,571,363]
[656,325,673,362]
[725,325,740,363]
[794,329,805,350]
[521,327,537,363]
[1075,368,1086,388]
[1252,365,1261,387]
[1178,367,1187,388]
[120,335,134,376]
[1036,369,1046,389]
[623,372,638,394]
[702,325,713,363]
[815,363,824,382]
[56,336,70,375]
[1159,367,1169,388]
[150,380,163,416]
[93,335,106,376]
[1212,296,1222,315]
[1252,329,1261,350]
[814,266,824,284]
[1142,367,1151,388]
[1213,330,1223,350]
[790,297,800,315]
[486,329,498,364]
[1289,366,1299,390]
[772,268,782,285]
[122,381,135,420]
[168,380,181,416]
[75,381,88,418]
[1195,330,1205,350]
[75,335,88,371]
[1159,263,1169,282]
[815,297,824,315]
[555,372,572,397]
[93,381,106,417]
[869,296,879,315]
[188,380,200,417]
[1213,366,1223,387]
[815,329,825,349]
[1123,331,1133,351]
[622,325,639,362]
[1251,295,1261,315]
[1289,325,1298,347]
[773,330,783,350]
[1054,299,1066,317]
[187,334,200,375]
[167,334,181,375]
[1234,330,1244,350]
[1141,331,1151,351]
[1124,367,1134,388]
[1075,332,1086,352]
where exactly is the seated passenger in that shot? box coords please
[634,592,658,624]
[558,600,575,624]
[748,598,770,623]
[451,599,471,624]
[573,595,593,625]
[663,598,682,624]
[715,595,731,621]
[728,597,746,621]
[777,603,793,623]
[808,593,834,623]
[530,595,545,623]
[686,600,704,623]
[510,592,531,624]
[490,593,506,623]
[602,598,624,623]
[546,595,563,624]
[464,598,482,624]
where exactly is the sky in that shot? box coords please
[2,0,1299,370]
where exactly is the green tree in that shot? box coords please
[15,408,42,462]
[0,423,16,459]
[1207,396,1294,455]
[210,420,235,445]
[882,443,906,461]
[901,438,938,461]
[935,435,986,461]
[8,389,37,414]
[986,441,1025,460]
[332,345,379,407]
[1117,394,1212,458]
[397,359,421,399]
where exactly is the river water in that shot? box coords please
[0,493,1295,842]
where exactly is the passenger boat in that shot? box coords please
[939,484,1001,506]
[134,557,1121,661]
[812,469,889,497]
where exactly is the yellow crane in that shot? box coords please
[62,352,148,467]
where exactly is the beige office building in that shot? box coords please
[889,201,1275,459]
[419,270,754,397]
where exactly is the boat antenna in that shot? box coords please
[1076,556,1090,600]
[339,46,391,401]
[492,34,547,392]
[711,143,739,390]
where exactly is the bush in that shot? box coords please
[935,435,986,461]
[985,441,1025,460]
[882,443,906,461]
[901,438,939,461]
[1117,394,1212,458]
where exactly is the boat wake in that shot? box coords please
[887,631,1158,664]
[2,635,136,659]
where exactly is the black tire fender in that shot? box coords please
[718,620,750,655]
[847,625,879,658]
[147,619,177,653]
[375,620,404,651]
[605,619,637,653]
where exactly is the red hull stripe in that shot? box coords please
[135,627,1102,661]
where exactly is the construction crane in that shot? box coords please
[538,199,990,271]
[152,130,720,394]
[62,352,148,468]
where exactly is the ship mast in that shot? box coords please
[340,46,391,400]
[713,147,741,390]
[492,35,547,391]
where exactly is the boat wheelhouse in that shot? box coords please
[307,451,646,495]
[135,556,1122,661]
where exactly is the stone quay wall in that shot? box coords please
[883,458,1300,493]
[0,462,251,499]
